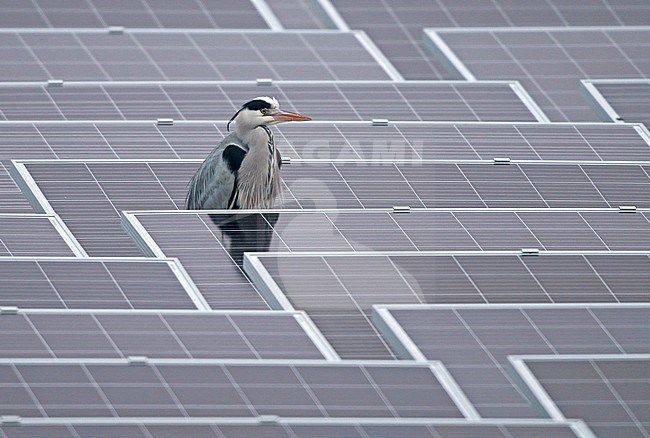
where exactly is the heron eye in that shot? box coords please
[260,108,268,114]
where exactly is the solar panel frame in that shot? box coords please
[0,308,337,361]
[0,213,84,257]
[0,358,475,421]
[0,256,206,311]
[0,29,398,82]
[581,79,650,126]
[0,418,596,438]
[425,26,650,122]
[510,354,650,438]
[373,303,650,419]
[0,80,547,122]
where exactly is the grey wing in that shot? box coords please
[185,135,244,210]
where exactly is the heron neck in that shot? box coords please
[236,123,269,147]
[236,126,280,209]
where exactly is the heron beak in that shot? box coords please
[270,109,311,123]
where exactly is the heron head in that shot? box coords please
[227,96,311,131]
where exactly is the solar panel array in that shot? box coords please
[329,0,650,80]
[248,253,650,359]
[426,27,650,122]
[374,304,650,419]
[122,209,650,310]
[0,0,648,435]
[511,355,650,437]
[13,160,650,258]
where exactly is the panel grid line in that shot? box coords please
[89,313,125,359]
[586,309,626,353]
[288,366,329,417]
[150,365,191,418]
[225,315,262,360]
[80,363,119,417]
[321,256,398,358]
[156,315,193,359]
[11,363,48,417]
[450,255,489,303]
[451,308,530,402]
[577,166,612,208]
[34,260,69,310]
[580,255,619,302]
[100,261,136,310]
[593,360,646,433]
[512,125,543,160]
[22,314,56,357]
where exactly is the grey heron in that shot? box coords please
[186,96,310,210]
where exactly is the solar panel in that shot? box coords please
[330,0,452,79]
[511,354,650,438]
[266,0,334,30]
[14,160,650,255]
[6,121,649,162]
[373,304,650,418]
[0,0,270,29]
[426,27,650,122]
[0,418,595,438]
[582,79,650,126]
[6,120,650,162]
[280,161,650,209]
[263,121,650,161]
[0,359,467,419]
[0,214,82,257]
[0,30,393,81]
[305,0,650,80]
[0,0,646,432]
[0,309,331,360]
[0,257,203,310]
[345,0,650,28]
[247,252,650,359]
[123,209,650,313]
[0,81,544,122]
[0,120,647,214]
